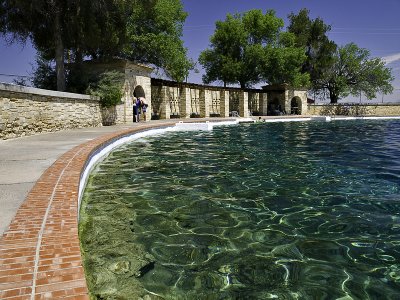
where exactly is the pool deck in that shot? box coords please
[0,114,391,299]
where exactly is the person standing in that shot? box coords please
[141,98,148,122]
[133,97,139,122]
[134,97,141,122]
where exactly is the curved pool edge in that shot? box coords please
[0,122,175,300]
[1,115,399,299]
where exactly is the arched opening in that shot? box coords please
[291,97,302,115]
[133,85,145,98]
[267,98,283,116]
[133,85,147,123]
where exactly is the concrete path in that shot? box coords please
[0,124,138,235]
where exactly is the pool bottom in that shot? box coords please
[80,120,400,299]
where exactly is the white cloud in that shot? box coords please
[382,53,400,64]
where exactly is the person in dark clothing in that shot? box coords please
[133,97,141,122]
[133,97,138,122]
[136,97,141,122]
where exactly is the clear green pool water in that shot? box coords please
[80,120,400,299]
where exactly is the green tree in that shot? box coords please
[1,0,190,91]
[88,71,124,108]
[0,0,122,91]
[199,10,282,88]
[320,43,393,103]
[122,0,190,82]
[262,32,309,87]
[0,0,74,91]
[287,9,337,91]
[199,9,308,88]
[31,53,57,90]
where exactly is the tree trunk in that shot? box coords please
[75,49,83,63]
[240,82,246,89]
[329,89,338,104]
[54,9,66,91]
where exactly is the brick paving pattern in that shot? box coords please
[0,123,174,300]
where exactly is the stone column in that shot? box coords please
[199,89,210,118]
[284,90,290,115]
[239,91,249,118]
[299,91,308,115]
[160,86,171,119]
[144,78,152,122]
[220,90,229,117]
[259,92,268,115]
[123,85,131,123]
[179,87,191,118]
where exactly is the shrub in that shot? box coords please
[190,113,201,118]
[88,71,124,108]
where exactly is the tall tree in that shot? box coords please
[262,32,309,87]
[199,10,284,88]
[0,0,190,91]
[122,0,190,82]
[31,53,57,90]
[199,9,308,88]
[0,0,73,91]
[320,43,393,103]
[287,9,337,91]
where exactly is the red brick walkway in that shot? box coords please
[0,123,174,300]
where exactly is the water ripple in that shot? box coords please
[80,120,400,299]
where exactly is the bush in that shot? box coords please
[320,104,371,116]
[88,71,124,108]
[190,113,201,118]
[151,114,161,120]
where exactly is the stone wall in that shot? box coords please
[307,103,400,116]
[78,60,153,124]
[0,83,102,140]
[120,63,152,123]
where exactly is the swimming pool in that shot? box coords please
[80,120,400,299]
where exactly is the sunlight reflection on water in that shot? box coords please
[81,120,400,299]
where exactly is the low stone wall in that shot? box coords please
[0,83,102,140]
[307,103,400,116]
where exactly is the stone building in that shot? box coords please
[262,84,308,115]
[82,59,308,121]
[78,59,153,124]
[75,59,308,121]
[0,59,310,140]
[149,79,308,119]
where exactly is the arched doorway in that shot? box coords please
[291,97,302,115]
[133,85,145,98]
[133,85,147,122]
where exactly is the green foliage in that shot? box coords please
[319,43,394,103]
[1,0,190,90]
[31,54,57,90]
[123,0,190,82]
[89,71,124,108]
[199,9,308,88]
[319,104,371,116]
[262,32,310,87]
[287,8,393,103]
[287,9,337,91]
[30,52,98,93]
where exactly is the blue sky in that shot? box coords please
[1,0,400,102]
